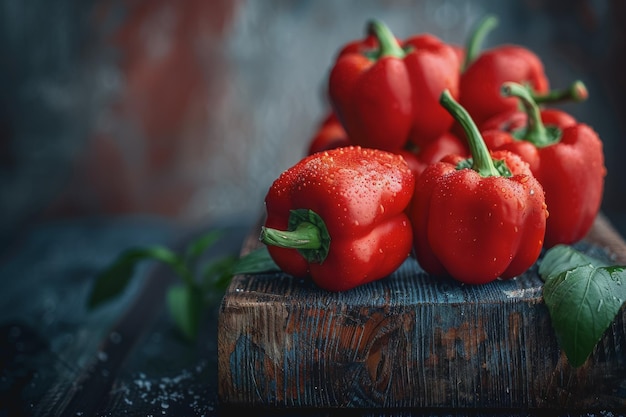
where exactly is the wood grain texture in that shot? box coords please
[217,214,626,410]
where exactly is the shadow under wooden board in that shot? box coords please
[218,213,626,411]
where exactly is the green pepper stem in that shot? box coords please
[439,90,500,177]
[260,222,322,250]
[501,82,557,147]
[366,19,406,59]
[532,80,588,104]
[462,14,499,72]
[260,209,331,264]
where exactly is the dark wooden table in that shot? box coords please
[0,216,247,417]
[1,215,624,417]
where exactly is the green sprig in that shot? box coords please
[87,230,279,341]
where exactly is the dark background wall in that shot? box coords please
[1,0,624,250]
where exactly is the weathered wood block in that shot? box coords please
[217,214,626,410]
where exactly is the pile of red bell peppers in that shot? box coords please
[260,15,606,291]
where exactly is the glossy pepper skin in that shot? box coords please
[458,16,550,128]
[261,146,415,292]
[328,19,460,151]
[481,82,606,247]
[411,90,548,284]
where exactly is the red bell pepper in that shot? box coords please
[328,19,461,151]
[458,15,550,128]
[481,82,606,247]
[411,90,548,284]
[335,31,381,57]
[306,110,468,179]
[260,146,415,292]
[306,112,351,155]
[399,132,468,178]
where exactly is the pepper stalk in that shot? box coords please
[533,80,588,104]
[500,81,561,147]
[439,89,510,178]
[462,14,499,72]
[365,19,408,60]
[260,209,331,264]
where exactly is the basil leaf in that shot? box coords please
[232,246,280,275]
[184,230,222,263]
[167,284,204,341]
[201,255,238,292]
[539,244,606,279]
[539,245,626,367]
[88,246,185,309]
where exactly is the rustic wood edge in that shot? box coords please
[583,212,626,264]
[218,213,626,410]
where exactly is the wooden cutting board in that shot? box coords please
[217,213,626,410]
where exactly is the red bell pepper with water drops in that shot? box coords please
[260,146,415,292]
[328,19,461,151]
[411,90,548,285]
[481,82,606,247]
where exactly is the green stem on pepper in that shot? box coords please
[260,209,331,264]
[462,14,499,72]
[501,81,561,147]
[260,222,322,250]
[532,80,588,104]
[439,90,504,178]
[366,19,407,60]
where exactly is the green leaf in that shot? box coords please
[167,284,204,341]
[232,246,281,275]
[539,244,606,280]
[184,230,222,263]
[88,246,185,309]
[201,255,237,292]
[539,245,626,367]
